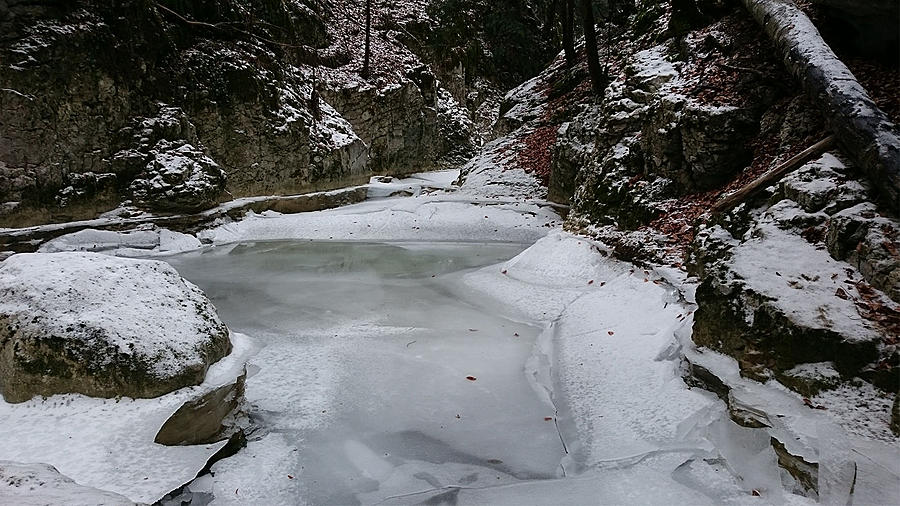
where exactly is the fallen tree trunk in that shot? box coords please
[712,135,835,213]
[741,0,900,214]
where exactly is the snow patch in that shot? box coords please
[0,333,257,503]
[729,221,880,341]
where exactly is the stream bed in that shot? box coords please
[164,240,567,504]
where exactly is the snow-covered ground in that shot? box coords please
[155,230,824,505]
[0,333,256,504]
[2,169,893,504]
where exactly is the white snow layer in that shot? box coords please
[198,193,561,245]
[729,219,881,340]
[0,333,257,504]
[453,232,817,503]
[39,227,202,257]
[0,461,133,505]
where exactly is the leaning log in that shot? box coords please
[740,0,900,214]
[712,135,835,213]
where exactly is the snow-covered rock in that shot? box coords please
[0,461,133,506]
[39,226,202,257]
[0,252,231,403]
[128,141,226,212]
[692,220,885,383]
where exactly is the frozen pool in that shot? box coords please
[164,241,567,504]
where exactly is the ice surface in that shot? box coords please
[7,195,854,504]
[158,232,818,505]
[164,241,565,504]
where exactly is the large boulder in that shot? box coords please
[0,252,231,403]
[128,141,226,212]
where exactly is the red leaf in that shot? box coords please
[607,331,614,336]
[544,417,553,421]
[466,376,477,381]
[588,279,594,285]
[501,269,508,275]
[287,475,294,480]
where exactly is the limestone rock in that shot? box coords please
[680,102,757,190]
[55,172,118,209]
[0,252,232,403]
[321,78,441,176]
[0,3,363,226]
[691,221,884,384]
[775,154,870,215]
[128,141,225,212]
[643,99,757,191]
[642,96,686,185]
[826,203,900,304]
[776,362,842,397]
[155,367,247,446]
[0,461,133,506]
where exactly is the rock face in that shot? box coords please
[555,35,777,240]
[690,154,899,392]
[128,141,225,212]
[0,2,326,225]
[1,1,484,228]
[155,368,246,446]
[691,222,882,382]
[0,252,232,403]
[0,461,133,506]
[322,77,440,175]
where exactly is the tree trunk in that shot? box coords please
[579,0,604,95]
[543,0,557,41]
[362,0,372,78]
[740,0,900,213]
[560,0,575,67]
